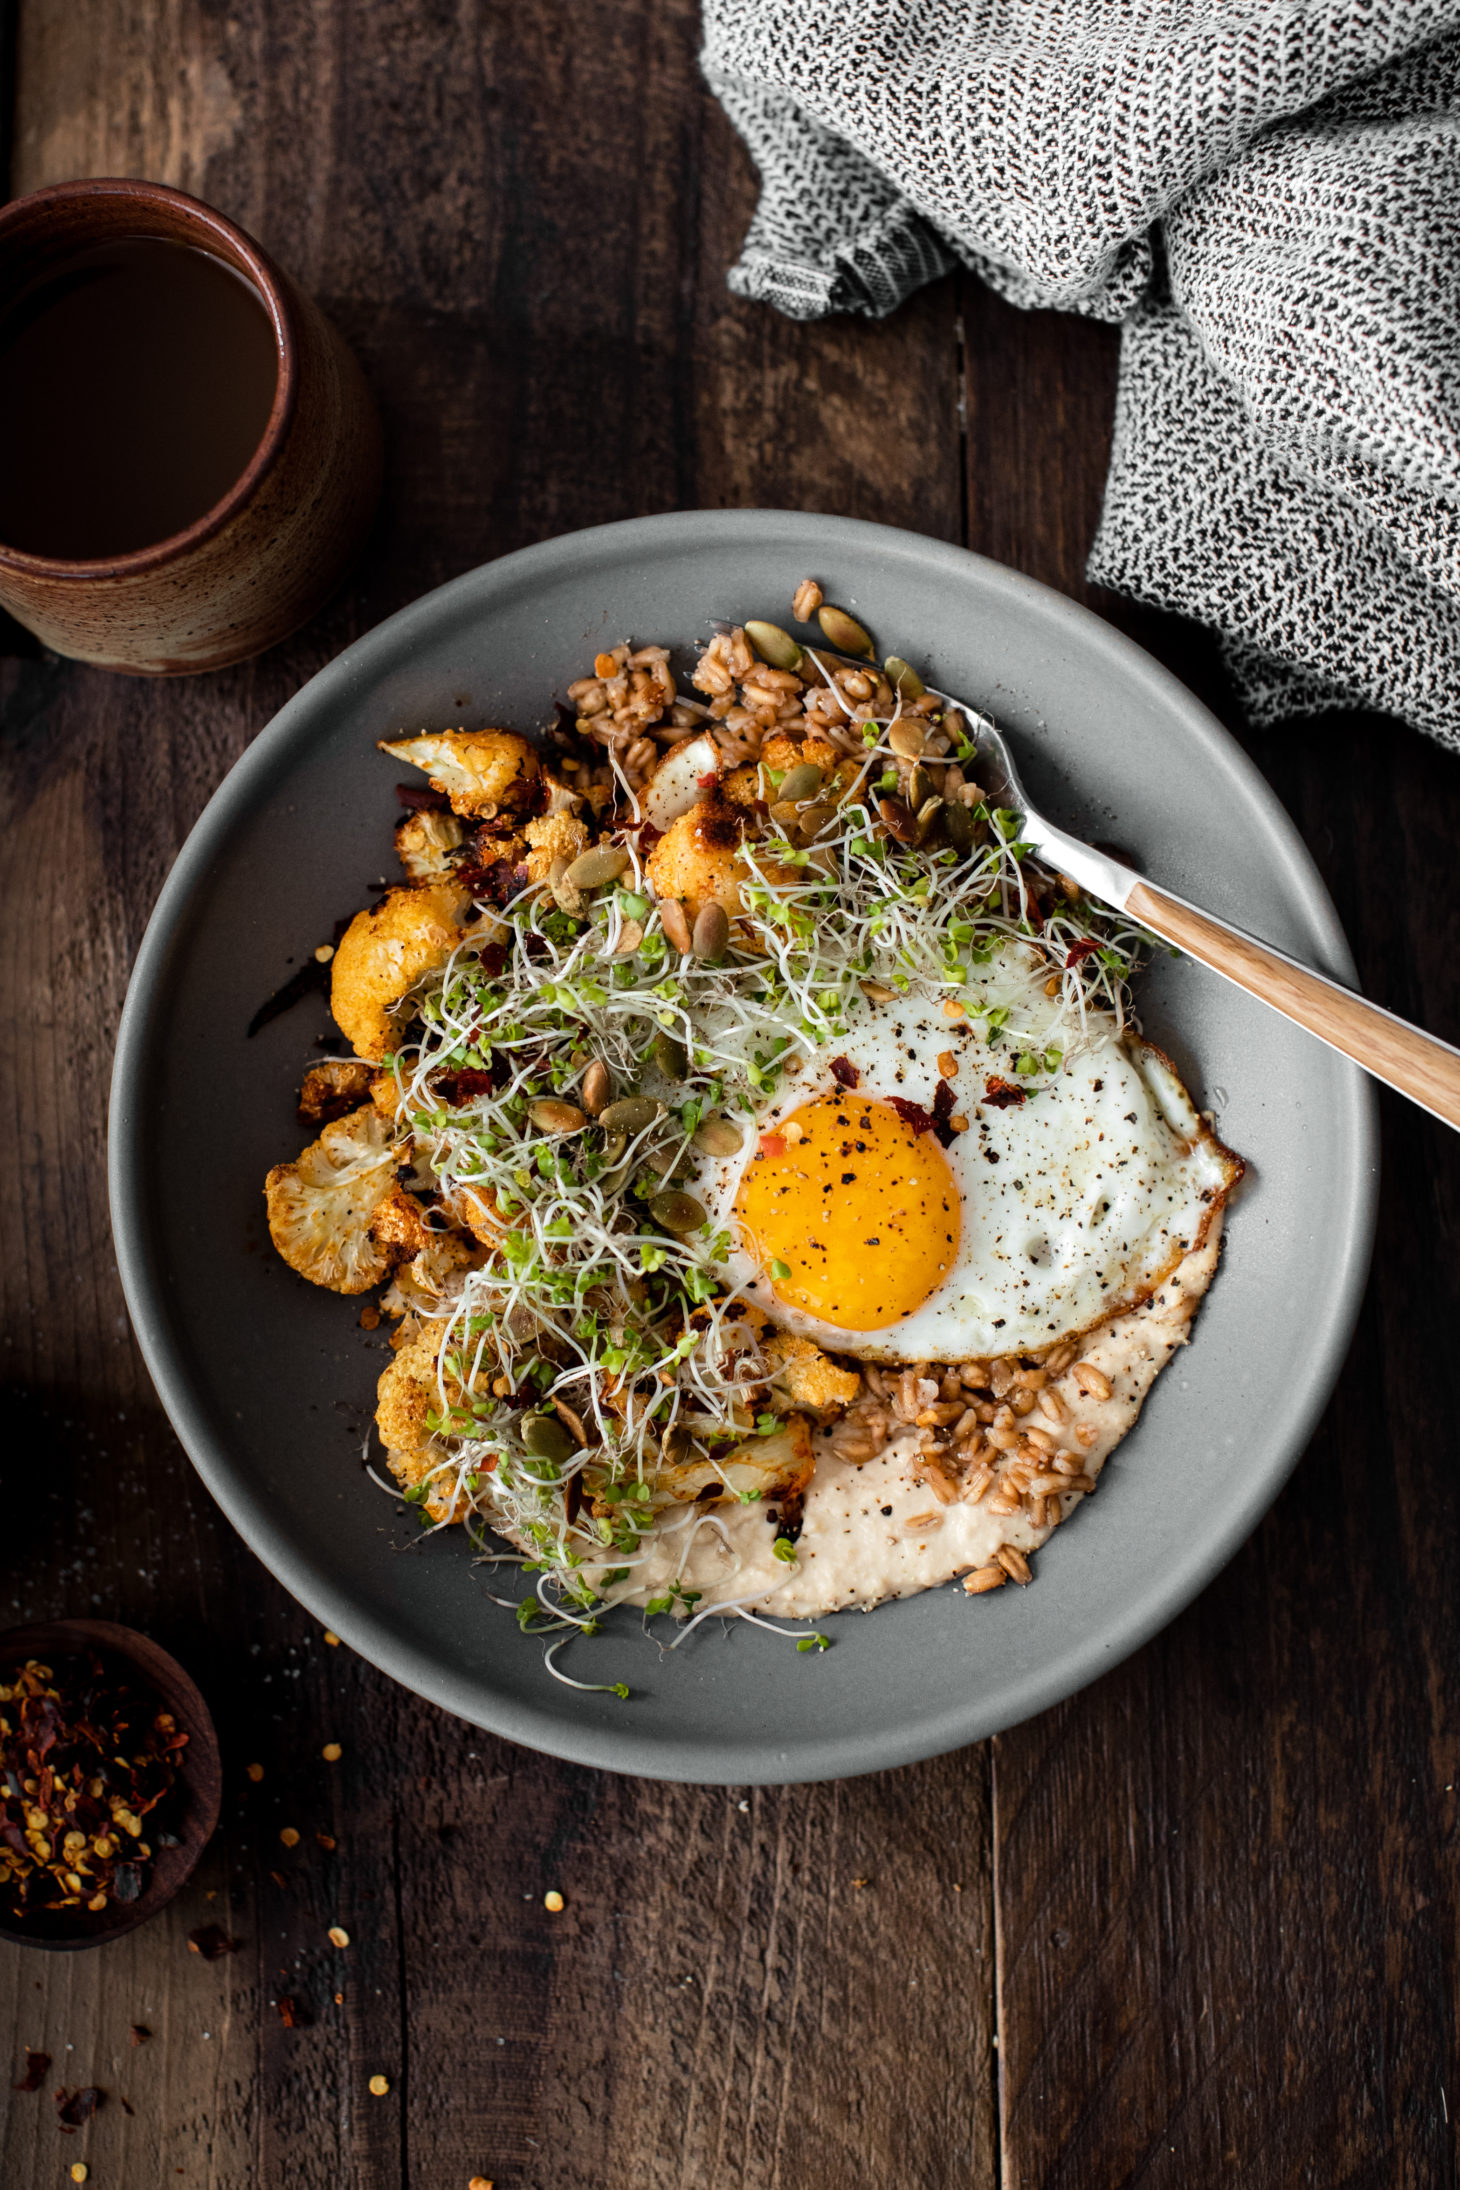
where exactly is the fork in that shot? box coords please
[950,694,1460,1131]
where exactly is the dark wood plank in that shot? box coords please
[0,6,989,2188]
[961,275,1460,2189]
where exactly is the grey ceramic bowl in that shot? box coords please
[109,510,1377,1784]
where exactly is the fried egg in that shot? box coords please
[687,983,1241,1363]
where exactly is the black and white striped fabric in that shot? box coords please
[702,4,1460,745]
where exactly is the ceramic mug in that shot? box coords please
[0,178,383,675]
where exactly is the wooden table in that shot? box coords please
[2,5,1457,2185]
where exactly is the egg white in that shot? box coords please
[686,984,1240,1363]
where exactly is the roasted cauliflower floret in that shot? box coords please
[330,879,469,1061]
[264,1104,401,1294]
[379,730,540,819]
[377,1322,483,1522]
[524,809,590,884]
[395,806,465,881]
[653,1415,815,1507]
[370,1182,435,1257]
[645,798,746,923]
[298,1058,374,1125]
[380,1228,489,1319]
[764,1334,862,1412]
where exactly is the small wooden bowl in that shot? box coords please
[0,1619,222,1951]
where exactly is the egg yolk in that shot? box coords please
[734,1094,962,1331]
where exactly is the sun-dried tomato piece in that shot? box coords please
[983,1076,1027,1108]
[886,1096,937,1136]
[394,782,452,812]
[14,2049,49,2092]
[1064,939,1100,969]
[56,2087,104,2130]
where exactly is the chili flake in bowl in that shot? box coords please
[0,1620,221,1949]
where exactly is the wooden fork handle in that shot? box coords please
[1126,879,1460,1131]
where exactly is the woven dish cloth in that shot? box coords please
[702,3,1460,747]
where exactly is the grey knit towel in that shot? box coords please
[702,3,1460,747]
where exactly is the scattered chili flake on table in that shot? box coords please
[56,2086,105,2130]
[129,2027,151,2047]
[14,2048,50,2091]
[187,1923,239,1960]
[0,1653,188,1926]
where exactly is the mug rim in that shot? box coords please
[0,177,299,580]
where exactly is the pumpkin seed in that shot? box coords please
[914,795,945,845]
[907,762,934,812]
[776,761,824,805]
[878,795,918,844]
[691,902,729,962]
[745,620,803,672]
[523,1414,576,1465]
[887,719,926,760]
[653,1027,689,1079]
[650,1190,708,1236]
[528,1099,587,1135]
[565,844,631,889]
[600,1130,628,1165]
[795,801,834,843]
[817,604,873,657]
[600,1095,663,1133]
[692,1113,745,1156]
[944,801,977,852]
[885,655,926,699]
[658,897,693,953]
[580,1059,612,1115]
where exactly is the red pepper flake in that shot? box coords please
[393,782,451,812]
[758,1131,786,1158]
[129,2027,151,2047]
[696,772,718,790]
[828,1055,860,1089]
[1064,939,1100,969]
[276,1995,311,2029]
[14,2049,50,2092]
[0,1652,189,1932]
[430,1067,497,1105]
[983,1076,1027,1108]
[56,2086,105,2131]
[187,1924,240,1961]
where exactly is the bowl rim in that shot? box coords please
[108,508,1379,1782]
[0,1616,222,1948]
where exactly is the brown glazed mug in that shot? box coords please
[0,179,383,674]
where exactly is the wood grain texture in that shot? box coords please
[1,3,1458,2188]
[0,5,987,2188]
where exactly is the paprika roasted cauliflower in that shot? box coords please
[264,1104,401,1294]
[395,806,465,881]
[378,730,540,819]
[330,879,469,1061]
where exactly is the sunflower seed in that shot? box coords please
[817,604,873,656]
[885,655,926,699]
[565,844,631,889]
[523,1414,576,1464]
[658,897,692,953]
[745,620,803,672]
[600,1096,662,1133]
[878,796,918,844]
[776,761,824,805]
[650,1190,708,1236]
[858,978,896,1003]
[528,1099,588,1135]
[692,1113,744,1156]
[887,719,926,760]
[610,918,644,956]
[691,902,729,962]
[653,1027,689,1078]
[580,1059,612,1115]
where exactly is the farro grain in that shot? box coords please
[994,1545,1032,1585]
[1072,1361,1113,1400]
